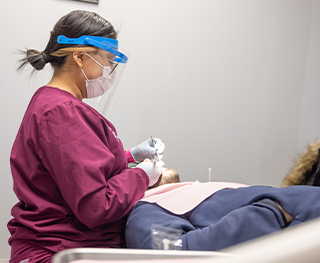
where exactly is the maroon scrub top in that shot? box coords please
[8,86,148,252]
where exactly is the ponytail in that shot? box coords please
[17,49,51,72]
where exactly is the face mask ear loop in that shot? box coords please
[80,67,89,81]
[84,52,104,69]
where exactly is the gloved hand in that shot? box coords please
[130,138,165,162]
[134,161,164,186]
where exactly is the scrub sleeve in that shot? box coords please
[38,100,145,228]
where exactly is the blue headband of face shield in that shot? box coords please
[57,35,128,64]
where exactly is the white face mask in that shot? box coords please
[80,53,116,99]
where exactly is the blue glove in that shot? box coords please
[130,138,165,162]
[134,161,164,186]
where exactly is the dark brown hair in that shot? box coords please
[17,10,117,73]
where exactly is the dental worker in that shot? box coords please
[7,10,164,263]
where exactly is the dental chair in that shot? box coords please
[52,217,320,263]
[52,248,231,263]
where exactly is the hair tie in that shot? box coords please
[42,52,49,63]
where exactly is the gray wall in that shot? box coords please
[1,0,320,257]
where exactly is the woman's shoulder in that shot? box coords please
[25,86,118,135]
[32,86,92,111]
[28,86,102,123]
[33,86,80,104]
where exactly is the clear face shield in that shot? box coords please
[57,35,129,117]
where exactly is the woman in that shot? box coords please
[8,10,164,263]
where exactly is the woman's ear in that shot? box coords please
[72,51,84,68]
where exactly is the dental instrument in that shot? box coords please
[150,135,160,162]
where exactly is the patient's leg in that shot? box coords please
[184,185,320,251]
[184,196,288,251]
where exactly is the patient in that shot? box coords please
[125,151,320,252]
[125,179,320,252]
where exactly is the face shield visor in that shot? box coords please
[57,35,129,116]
